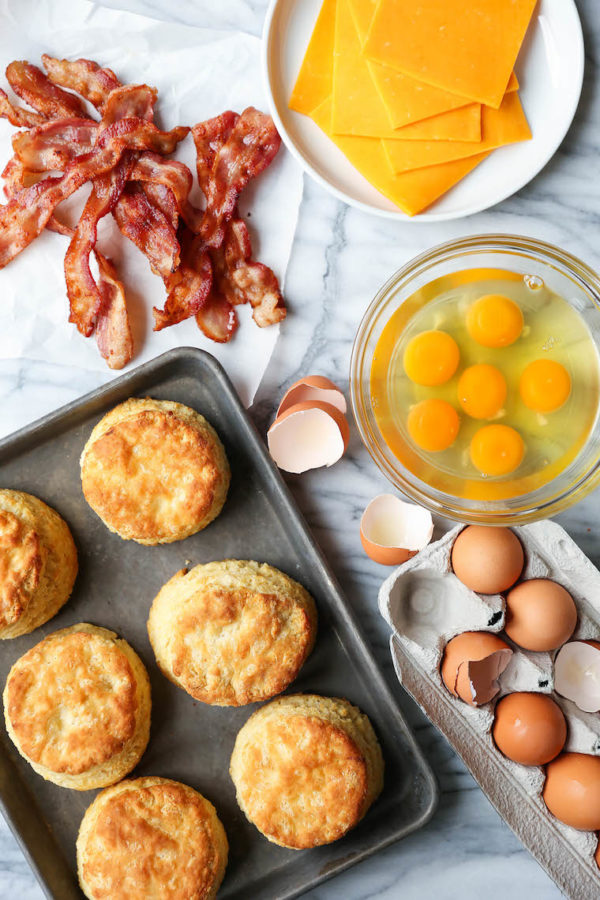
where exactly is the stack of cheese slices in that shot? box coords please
[290,0,537,216]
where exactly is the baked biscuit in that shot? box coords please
[230,694,384,848]
[3,624,151,790]
[80,398,230,545]
[0,489,77,639]
[77,776,228,900]
[148,560,317,706]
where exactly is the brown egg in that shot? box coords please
[543,753,600,830]
[595,836,600,870]
[504,579,577,652]
[451,525,524,594]
[492,692,566,766]
[441,631,513,706]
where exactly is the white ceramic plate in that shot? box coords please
[262,0,584,221]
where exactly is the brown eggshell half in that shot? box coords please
[267,401,350,473]
[359,494,434,566]
[441,631,513,706]
[554,640,600,713]
[276,375,347,417]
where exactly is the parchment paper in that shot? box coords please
[0,0,303,406]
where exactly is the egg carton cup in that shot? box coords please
[379,520,600,900]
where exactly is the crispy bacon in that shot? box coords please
[41,55,120,111]
[113,183,180,278]
[65,153,135,336]
[131,152,202,230]
[197,107,281,248]
[192,111,239,194]
[0,117,187,268]
[102,85,157,124]
[0,89,45,128]
[196,287,238,342]
[12,119,97,171]
[6,61,90,120]
[154,229,213,331]
[95,252,133,369]
[219,218,286,327]
[141,182,178,230]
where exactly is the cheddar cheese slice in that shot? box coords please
[364,0,537,109]
[384,91,531,174]
[332,0,481,141]
[289,0,336,115]
[311,98,490,216]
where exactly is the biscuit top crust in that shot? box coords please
[80,779,224,900]
[235,714,367,847]
[0,508,40,628]
[81,405,225,543]
[6,629,137,774]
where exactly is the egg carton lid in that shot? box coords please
[380,519,600,900]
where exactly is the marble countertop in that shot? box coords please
[1,1,599,897]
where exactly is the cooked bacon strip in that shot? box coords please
[218,218,285,327]
[12,119,97,171]
[102,85,157,124]
[65,153,135,336]
[131,152,202,230]
[192,110,238,194]
[41,55,120,111]
[113,183,180,278]
[0,88,45,127]
[197,107,281,248]
[154,229,213,331]
[141,182,178,230]
[0,117,187,268]
[6,61,90,120]
[196,286,238,342]
[95,252,133,369]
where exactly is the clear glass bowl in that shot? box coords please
[350,235,600,525]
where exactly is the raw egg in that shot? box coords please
[543,753,600,831]
[519,359,571,413]
[407,398,460,452]
[441,631,513,706]
[458,364,507,420]
[466,294,524,348]
[492,692,566,766]
[504,579,577,652]
[403,330,460,386]
[470,424,525,476]
[451,525,524,595]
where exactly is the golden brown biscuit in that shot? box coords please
[230,694,384,848]
[80,398,230,545]
[148,560,317,707]
[77,776,228,900]
[0,489,77,639]
[3,624,151,790]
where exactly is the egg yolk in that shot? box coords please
[407,398,460,452]
[403,330,460,386]
[519,359,571,413]
[470,424,525,476]
[466,295,524,348]
[458,364,507,419]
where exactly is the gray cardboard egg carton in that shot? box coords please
[379,520,600,900]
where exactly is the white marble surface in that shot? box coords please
[1,0,599,897]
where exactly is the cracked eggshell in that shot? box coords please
[267,401,349,474]
[554,641,600,713]
[360,494,434,566]
[441,631,513,706]
[276,376,347,417]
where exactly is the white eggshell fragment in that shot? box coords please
[360,494,434,566]
[554,641,600,713]
[277,375,347,417]
[267,401,349,474]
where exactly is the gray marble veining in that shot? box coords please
[1,0,599,897]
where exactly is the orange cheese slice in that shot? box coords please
[289,0,336,115]
[384,91,531,174]
[311,98,490,216]
[364,0,537,109]
[332,0,481,141]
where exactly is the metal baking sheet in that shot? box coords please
[0,347,438,900]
